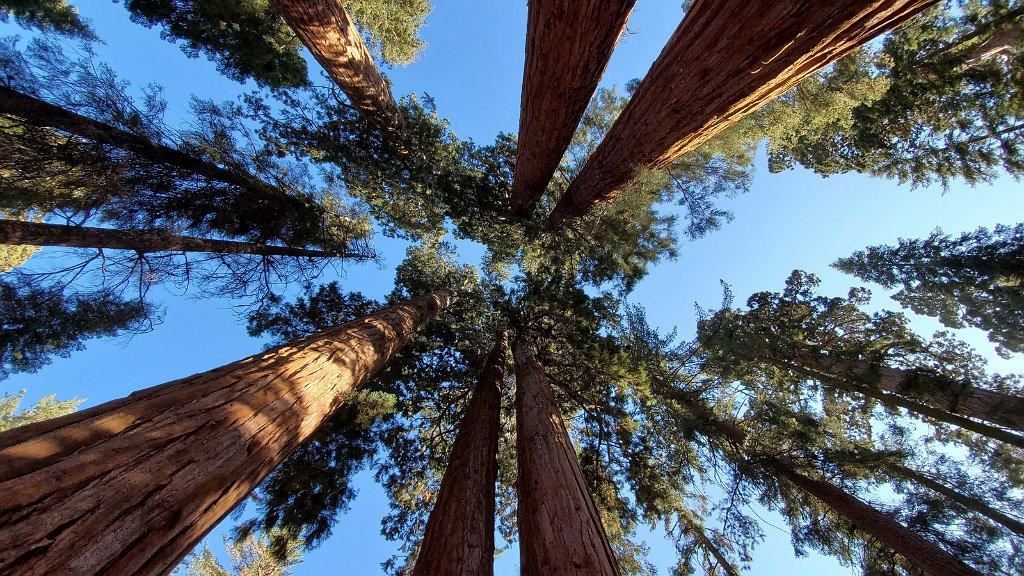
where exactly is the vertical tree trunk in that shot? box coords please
[0,87,287,201]
[412,332,507,576]
[513,341,620,576]
[546,0,937,226]
[0,219,360,258]
[0,289,454,576]
[269,0,401,131]
[778,351,1024,434]
[510,0,636,216]
[676,395,983,576]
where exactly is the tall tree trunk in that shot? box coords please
[413,332,507,576]
[777,350,1024,433]
[510,0,636,216]
[546,0,937,226]
[269,0,401,132]
[0,289,454,576]
[0,87,289,202]
[883,462,1024,537]
[676,395,983,576]
[513,341,620,576]
[777,356,1024,448]
[0,219,358,258]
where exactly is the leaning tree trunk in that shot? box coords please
[513,341,620,576]
[883,462,1024,538]
[546,0,937,226]
[509,0,636,216]
[0,289,454,576]
[0,87,288,201]
[773,351,1024,434]
[412,332,507,576]
[269,0,401,132]
[677,395,983,576]
[0,219,359,258]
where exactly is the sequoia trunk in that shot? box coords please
[270,0,400,131]
[0,219,351,258]
[546,0,937,226]
[513,341,620,576]
[678,396,983,576]
[412,333,507,576]
[510,0,636,215]
[778,351,1024,434]
[0,289,454,576]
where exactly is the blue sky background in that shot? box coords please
[2,1,1022,573]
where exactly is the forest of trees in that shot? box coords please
[0,1,1022,575]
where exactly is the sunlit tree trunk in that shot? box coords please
[412,332,507,576]
[678,395,983,576]
[784,351,1024,431]
[513,341,620,576]
[546,0,937,226]
[269,0,401,131]
[0,87,285,200]
[0,289,454,576]
[510,0,636,216]
[0,219,357,258]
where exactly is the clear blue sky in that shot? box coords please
[3,1,1022,574]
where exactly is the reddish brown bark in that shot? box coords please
[270,0,400,131]
[679,397,983,576]
[413,332,507,576]
[513,341,620,576]
[0,87,285,200]
[779,351,1024,433]
[0,290,453,576]
[0,219,356,258]
[546,0,938,226]
[510,0,636,216]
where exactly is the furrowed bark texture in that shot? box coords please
[0,87,285,200]
[0,219,346,258]
[510,0,636,215]
[785,352,1024,432]
[681,398,983,576]
[0,290,453,576]
[546,0,938,225]
[270,0,400,130]
[513,341,620,576]
[412,332,507,576]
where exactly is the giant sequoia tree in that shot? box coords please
[2,2,1022,576]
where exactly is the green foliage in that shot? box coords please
[178,531,303,576]
[835,224,1024,357]
[0,0,95,39]
[0,275,152,379]
[122,0,429,88]
[0,389,82,431]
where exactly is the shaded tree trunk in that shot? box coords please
[269,0,400,131]
[778,350,1024,433]
[883,462,1024,537]
[0,289,454,576]
[777,356,1024,448]
[510,0,636,216]
[677,395,983,576]
[412,332,507,576]
[0,87,289,202]
[513,341,620,576]
[0,219,358,258]
[546,0,937,226]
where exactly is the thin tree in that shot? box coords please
[514,340,620,576]
[510,0,636,216]
[0,289,453,576]
[412,332,506,576]
[0,219,361,259]
[546,0,937,226]
[269,0,401,131]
